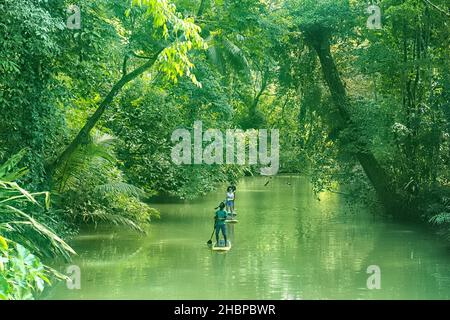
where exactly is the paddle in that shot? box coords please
[208,202,225,245]
[206,228,215,246]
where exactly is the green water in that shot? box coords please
[44,176,450,300]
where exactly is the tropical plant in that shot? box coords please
[0,151,74,300]
[0,241,65,300]
[0,150,74,259]
[425,187,450,240]
[53,133,159,232]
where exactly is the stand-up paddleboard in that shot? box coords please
[212,240,231,251]
[226,216,239,224]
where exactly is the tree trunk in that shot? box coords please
[307,34,401,214]
[49,53,160,174]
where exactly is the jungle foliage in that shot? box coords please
[0,0,449,298]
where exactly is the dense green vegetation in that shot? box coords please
[0,0,449,298]
[0,151,73,299]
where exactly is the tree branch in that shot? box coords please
[49,49,163,174]
[122,55,129,76]
[423,0,450,17]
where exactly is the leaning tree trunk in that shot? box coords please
[49,52,161,175]
[306,33,401,214]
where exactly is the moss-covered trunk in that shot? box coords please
[307,34,401,214]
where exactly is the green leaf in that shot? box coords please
[0,274,9,299]
[0,236,7,250]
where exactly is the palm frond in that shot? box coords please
[206,34,251,76]
[94,133,116,147]
[95,182,147,198]
[207,45,226,73]
[53,133,117,192]
[0,151,75,260]
[85,210,145,233]
[3,205,76,259]
[222,37,250,74]
[0,181,39,205]
[429,212,450,225]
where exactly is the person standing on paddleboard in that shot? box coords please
[231,184,236,212]
[225,186,235,215]
[214,202,228,247]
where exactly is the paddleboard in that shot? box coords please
[212,240,231,251]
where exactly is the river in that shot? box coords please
[43,176,450,299]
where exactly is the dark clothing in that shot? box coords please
[214,209,228,246]
[215,224,227,245]
[215,209,227,226]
